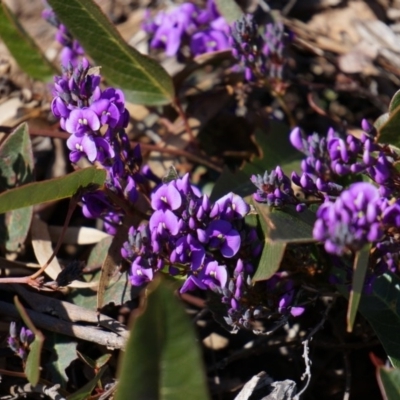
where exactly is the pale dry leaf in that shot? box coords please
[47,225,111,245]
[31,218,97,288]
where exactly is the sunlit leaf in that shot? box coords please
[0,167,106,214]
[47,0,174,105]
[116,277,210,400]
[0,2,57,81]
[47,334,78,388]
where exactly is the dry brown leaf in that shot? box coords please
[30,217,97,288]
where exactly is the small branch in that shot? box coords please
[295,339,312,399]
[0,300,126,349]
[132,141,223,173]
[173,97,197,144]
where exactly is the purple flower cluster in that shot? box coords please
[42,5,84,67]
[290,125,400,198]
[231,14,286,81]
[51,60,142,234]
[121,174,263,330]
[251,166,295,207]
[313,182,400,255]
[143,0,230,57]
[8,322,34,361]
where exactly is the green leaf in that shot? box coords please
[358,273,400,368]
[251,200,316,244]
[214,0,243,23]
[77,351,97,369]
[0,167,106,214]
[389,89,400,113]
[376,105,400,147]
[346,244,371,332]
[47,334,78,388]
[0,123,34,252]
[66,365,107,400]
[378,367,400,400]
[0,2,57,81]
[14,296,45,386]
[252,241,287,282]
[47,0,174,105]
[249,199,316,281]
[116,277,210,400]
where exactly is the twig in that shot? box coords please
[173,97,197,144]
[0,300,126,349]
[132,141,223,173]
[295,339,312,399]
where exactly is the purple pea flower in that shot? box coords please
[65,108,100,135]
[150,3,199,56]
[198,219,241,258]
[170,235,205,271]
[313,182,385,255]
[202,260,228,289]
[90,98,121,128]
[130,257,154,286]
[151,183,182,211]
[149,209,181,237]
[66,133,113,163]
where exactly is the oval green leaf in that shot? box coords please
[47,0,174,105]
[0,2,57,81]
[0,123,34,252]
[0,167,106,214]
[116,277,210,400]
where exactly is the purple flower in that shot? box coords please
[170,235,205,271]
[180,274,207,293]
[202,260,228,289]
[313,182,385,255]
[149,3,199,56]
[66,133,113,163]
[65,108,100,135]
[90,99,121,128]
[130,257,154,286]
[199,220,241,258]
[151,182,182,211]
[190,17,230,56]
[149,209,181,236]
